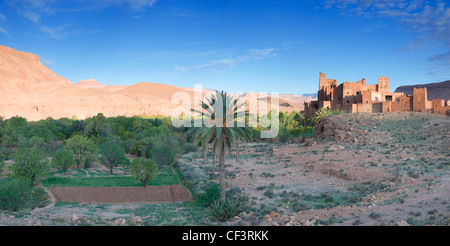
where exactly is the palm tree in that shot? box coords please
[192,91,253,200]
[187,126,209,162]
[312,107,331,125]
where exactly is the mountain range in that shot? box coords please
[0,45,316,121]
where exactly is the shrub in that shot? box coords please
[129,137,153,158]
[11,147,50,186]
[225,186,250,213]
[183,143,199,154]
[176,159,207,193]
[263,188,275,198]
[199,183,220,205]
[151,135,181,167]
[278,126,290,143]
[0,160,4,174]
[209,198,239,221]
[0,179,32,211]
[29,187,49,208]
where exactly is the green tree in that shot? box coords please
[11,147,50,186]
[150,134,181,167]
[65,135,97,168]
[26,124,55,143]
[132,118,152,133]
[129,157,159,188]
[0,146,7,174]
[1,116,28,147]
[99,141,129,174]
[18,136,47,150]
[52,149,76,175]
[192,91,253,200]
[129,137,154,158]
[83,113,111,139]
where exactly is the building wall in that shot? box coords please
[432,99,450,115]
[391,95,412,112]
[413,88,427,111]
[378,76,389,93]
[382,101,391,112]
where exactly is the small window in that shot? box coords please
[366,100,369,104]
[347,100,350,104]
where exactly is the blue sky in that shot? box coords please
[0,0,449,94]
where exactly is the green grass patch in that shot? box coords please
[42,167,179,187]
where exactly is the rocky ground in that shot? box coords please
[0,112,449,226]
[224,112,449,226]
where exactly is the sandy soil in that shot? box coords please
[213,112,450,226]
[51,185,192,203]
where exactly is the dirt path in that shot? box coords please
[32,184,56,213]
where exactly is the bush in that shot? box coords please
[199,183,220,205]
[209,198,239,221]
[0,179,32,211]
[151,135,181,167]
[225,186,250,213]
[176,159,207,192]
[278,126,290,143]
[11,147,50,186]
[129,137,153,158]
[29,187,49,208]
[0,160,4,174]
[183,143,199,154]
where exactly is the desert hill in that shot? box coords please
[395,80,450,101]
[0,45,312,121]
[74,79,106,89]
[102,84,130,92]
[74,79,130,92]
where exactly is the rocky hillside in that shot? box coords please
[0,45,312,121]
[395,80,450,100]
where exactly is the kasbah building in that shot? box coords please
[304,72,450,117]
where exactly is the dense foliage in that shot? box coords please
[0,106,338,212]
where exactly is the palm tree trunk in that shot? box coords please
[219,140,226,200]
[202,142,207,162]
[235,138,240,164]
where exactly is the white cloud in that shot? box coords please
[5,0,157,38]
[39,23,73,38]
[0,13,8,37]
[322,0,450,76]
[0,27,9,36]
[174,48,276,72]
